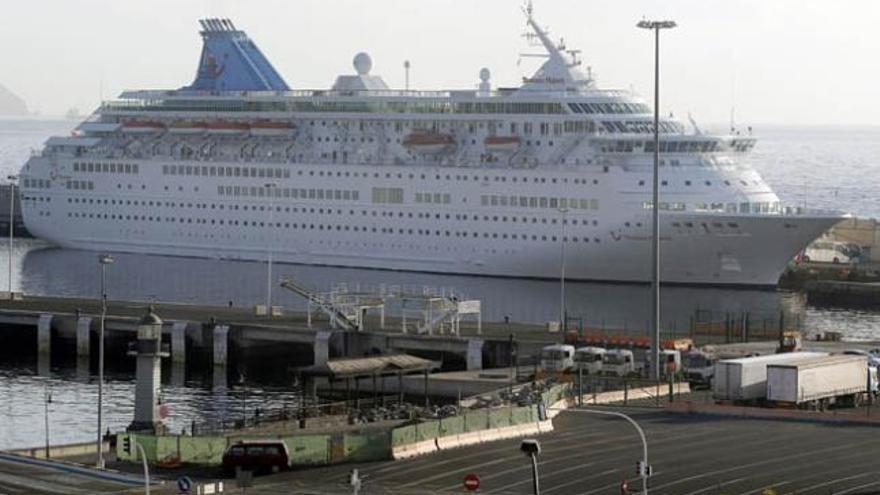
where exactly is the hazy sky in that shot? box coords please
[2,0,877,125]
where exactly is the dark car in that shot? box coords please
[222,440,290,475]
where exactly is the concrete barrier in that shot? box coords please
[8,440,108,460]
[391,438,438,460]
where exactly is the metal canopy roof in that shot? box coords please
[300,354,439,379]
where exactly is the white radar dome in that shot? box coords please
[353,52,372,75]
[479,67,491,82]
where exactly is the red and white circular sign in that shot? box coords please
[463,473,481,492]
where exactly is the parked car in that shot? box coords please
[222,440,290,475]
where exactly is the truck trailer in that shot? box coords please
[713,352,827,402]
[766,355,869,409]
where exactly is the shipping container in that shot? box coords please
[766,355,868,407]
[713,352,826,402]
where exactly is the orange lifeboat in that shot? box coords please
[250,120,296,136]
[484,135,520,152]
[168,121,207,134]
[403,130,456,154]
[121,120,165,134]
[205,120,250,135]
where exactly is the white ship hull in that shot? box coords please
[21,157,840,287]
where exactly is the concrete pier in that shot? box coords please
[75,316,91,358]
[314,331,333,367]
[37,314,52,356]
[171,321,188,364]
[212,325,230,367]
[466,339,484,371]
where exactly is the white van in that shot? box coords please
[541,344,575,373]
[602,349,636,377]
[574,347,607,374]
[803,241,860,264]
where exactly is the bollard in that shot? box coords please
[623,379,628,405]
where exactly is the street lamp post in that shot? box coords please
[97,253,114,468]
[636,19,676,381]
[264,183,276,317]
[7,175,18,296]
[551,407,650,494]
[44,388,52,459]
[558,208,569,333]
[520,439,542,495]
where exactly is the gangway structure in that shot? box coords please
[398,287,482,336]
[279,278,361,331]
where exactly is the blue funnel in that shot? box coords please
[184,18,289,92]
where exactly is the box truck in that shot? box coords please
[766,355,869,409]
[713,352,827,402]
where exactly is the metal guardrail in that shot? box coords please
[189,395,405,435]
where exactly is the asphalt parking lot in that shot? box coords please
[0,455,145,495]
[258,407,880,495]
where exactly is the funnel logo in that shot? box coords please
[202,52,226,79]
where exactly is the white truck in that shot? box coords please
[713,352,827,402]
[766,354,870,409]
[574,347,606,374]
[601,349,636,377]
[683,350,715,388]
[540,344,575,373]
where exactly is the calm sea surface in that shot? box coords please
[0,118,878,449]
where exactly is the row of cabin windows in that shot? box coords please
[482,195,599,211]
[218,186,359,201]
[601,120,683,134]
[671,221,741,230]
[65,211,603,243]
[163,164,292,179]
[637,179,746,187]
[372,187,404,204]
[22,178,50,189]
[65,197,599,227]
[567,102,651,115]
[72,158,601,186]
[66,180,94,190]
[73,161,139,174]
[642,201,782,214]
[415,192,451,204]
[602,140,722,154]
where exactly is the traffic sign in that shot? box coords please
[176,476,193,493]
[463,473,481,491]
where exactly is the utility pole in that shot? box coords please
[7,175,18,296]
[265,183,276,316]
[97,253,114,468]
[558,208,569,333]
[636,19,676,380]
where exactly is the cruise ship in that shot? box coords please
[19,7,844,286]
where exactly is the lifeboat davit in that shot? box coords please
[205,120,250,135]
[484,136,520,153]
[121,120,165,134]
[403,130,456,154]
[168,121,207,134]
[250,120,296,136]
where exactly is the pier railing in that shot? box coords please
[189,395,405,436]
